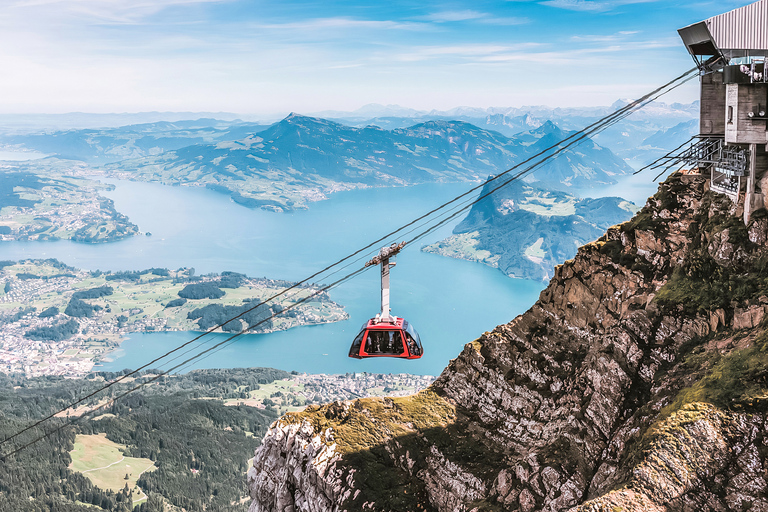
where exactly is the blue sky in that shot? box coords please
[0,0,756,116]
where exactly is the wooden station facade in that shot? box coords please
[679,0,768,223]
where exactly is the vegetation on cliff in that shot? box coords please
[250,173,768,512]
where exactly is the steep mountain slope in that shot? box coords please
[641,119,698,150]
[510,121,630,188]
[423,178,637,281]
[247,173,768,511]
[106,115,632,211]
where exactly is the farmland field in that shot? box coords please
[69,433,155,504]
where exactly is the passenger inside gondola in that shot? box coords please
[387,331,404,355]
[405,333,421,357]
[363,330,405,355]
[365,330,384,353]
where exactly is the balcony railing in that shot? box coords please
[679,137,749,176]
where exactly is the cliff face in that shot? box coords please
[248,173,768,511]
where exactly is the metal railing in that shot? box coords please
[711,170,740,198]
[678,137,749,176]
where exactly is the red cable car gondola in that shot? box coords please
[348,242,423,360]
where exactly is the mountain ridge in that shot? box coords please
[423,178,637,281]
[103,113,632,212]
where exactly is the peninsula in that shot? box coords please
[0,164,139,243]
[0,259,347,377]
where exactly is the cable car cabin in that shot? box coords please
[348,317,423,359]
[350,242,424,360]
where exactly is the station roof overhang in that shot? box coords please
[679,0,768,71]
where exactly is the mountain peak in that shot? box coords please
[276,112,338,129]
[611,98,631,110]
[283,112,307,121]
[528,119,562,136]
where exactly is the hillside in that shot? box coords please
[423,178,637,281]
[0,168,138,243]
[103,115,632,212]
[248,173,768,511]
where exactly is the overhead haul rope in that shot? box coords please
[0,265,372,461]
[633,135,698,175]
[633,133,723,181]
[168,68,700,372]
[0,67,698,460]
[0,67,699,457]
[161,68,702,374]
[652,140,721,182]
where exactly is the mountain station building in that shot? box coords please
[679,0,768,223]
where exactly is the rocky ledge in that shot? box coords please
[248,173,768,511]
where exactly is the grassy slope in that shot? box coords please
[0,260,345,334]
[69,433,155,494]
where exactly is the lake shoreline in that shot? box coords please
[0,259,348,378]
[0,179,548,376]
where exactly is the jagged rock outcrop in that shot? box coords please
[248,173,768,511]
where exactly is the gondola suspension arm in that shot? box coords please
[365,242,406,324]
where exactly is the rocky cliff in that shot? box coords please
[248,173,768,511]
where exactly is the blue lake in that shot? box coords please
[0,180,546,376]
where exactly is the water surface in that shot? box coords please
[0,150,49,161]
[0,180,546,376]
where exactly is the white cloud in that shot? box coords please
[418,10,529,25]
[539,0,661,12]
[391,36,676,65]
[571,30,641,42]
[421,10,487,22]
[0,0,697,113]
[255,17,429,32]
[394,43,546,62]
[5,0,232,24]
[478,17,531,25]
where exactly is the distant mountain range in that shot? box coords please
[313,101,699,169]
[0,102,697,215]
[0,112,252,133]
[0,101,698,178]
[97,114,632,211]
[0,118,271,164]
[423,178,637,281]
[311,100,698,127]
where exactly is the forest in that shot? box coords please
[0,172,44,209]
[72,286,114,300]
[186,301,276,332]
[178,282,225,300]
[64,298,102,318]
[25,318,79,342]
[0,367,288,511]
